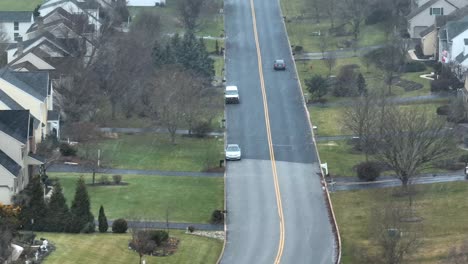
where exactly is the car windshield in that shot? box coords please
[226,90,238,95]
[276,60,284,64]
[227,146,239,151]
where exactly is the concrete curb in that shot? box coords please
[277,4,342,263]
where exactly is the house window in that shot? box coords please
[14,21,19,30]
[430,7,444,16]
[14,33,20,41]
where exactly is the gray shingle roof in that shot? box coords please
[0,149,21,177]
[0,109,30,143]
[408,0,440,20]
[0,11,32,23]
[455,51,468,63]
[0,89,23,110]
[446,20,468,40]
[0,67,49,101]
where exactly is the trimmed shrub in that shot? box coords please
[459,154,468,164]
[431,79,452,92]
[187,225,195,233]
[112,218,128,233]
[59,143,77,156]
[148,230,169,246]
[436,105,450,116]
[293,45,303,53]
[99,175,110,185]
[112,175,122,184]
[192,121,211,138]
[402,61,426,72]
[365,8,391,25]
[210,209,224,224]
[356,161,381,181]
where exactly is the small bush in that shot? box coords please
[192,121,211,138]
[59,143,77,156]
[99,175,110,185]
[187,225,195,233]
[293,45,303,53]
[112,175,122,184]
[210,209,224,224]
[365,8,391,25]
[402,61,426,72]
[459,154,468,164]
[436,105,450,116]
[356,161,381,181]
[112,218,128,233]
[148,230,169,246]
[431,79,452,92]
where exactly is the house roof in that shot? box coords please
[7,32,81,58]
[0,11,32,23]
[408,0,440,20]
[420,6,468,36]
[47,110,60,121]
[445,20,468,40]
[0,67,49,101]
[0,89,24,110]
[41,0,101,22]
[0,109,30,143]
[9,61,42,72]
[0,149,21,177]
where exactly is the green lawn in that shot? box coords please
[51,173,224,223]
[0,0,41,11]
[317,140,365,177]
[78,133,224,172]
[214,56,225,79]
[39,231,222,264]
[332,182,468,263]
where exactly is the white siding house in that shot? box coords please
[407,0,467,38]
[0,12,34,43]
[127,0,166,6]
[39,0,102,32]
[438,18,468,68]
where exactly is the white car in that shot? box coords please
[225,85,239,104]
[225,144,241,160]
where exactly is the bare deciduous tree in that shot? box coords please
[369,202,423,264]
[375,106,456,189]
[440,239,468,264]
[323,51,337,76]
[177,0,206,32]
[341,0,369,43]
[342,93,380,160]
[130,229,156,264]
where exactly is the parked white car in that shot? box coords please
[225,85,239,104]
[225,144,241,160]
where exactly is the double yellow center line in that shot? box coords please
[249,0,285,262]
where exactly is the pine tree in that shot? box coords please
[69,177,95,233]
[98,205,108,233]
[16,175,47,231]
[357,73,367,95]
[46,181,70,232]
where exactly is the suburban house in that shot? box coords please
[438,17,468,69]
[0,11,34,43]
[39,0,102,33]
[407,0,468,38]
[0,110,43,205]
[0,67,60,141]
[420,5,468,57]
[6,32,82,64]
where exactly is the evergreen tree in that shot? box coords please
[15,175,47,231]
[33,5,41,18]
[357,73,367,95]
[46,181,70,232]
[69,177,95,233]
[98,205,108,233]
[215,40,219,55]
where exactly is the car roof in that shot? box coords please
[226,86,238,91]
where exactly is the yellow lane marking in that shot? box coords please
[248,0,285,263]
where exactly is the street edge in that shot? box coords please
[216,14,228,264]
[276,2,342,263]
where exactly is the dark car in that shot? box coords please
[274,59,286,70]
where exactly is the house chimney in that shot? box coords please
[37,16,44,31]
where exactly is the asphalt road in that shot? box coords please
[221,0,335,262]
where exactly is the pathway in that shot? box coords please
[295,44,385,60]
[329,170,466,191]
[48,164,224,177]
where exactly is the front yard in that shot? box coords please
[76,133,224,172]
[39,231,222,264]
[332,182,468,263]
[0,0,41,11]
[51,173,224,223]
